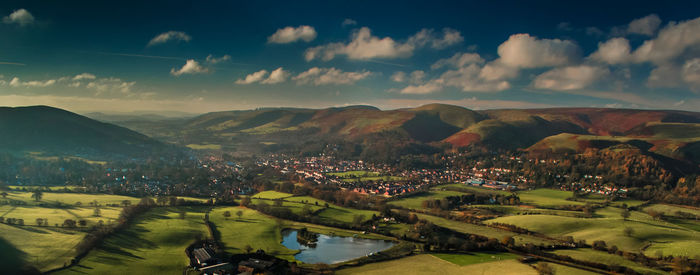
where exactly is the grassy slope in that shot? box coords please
[516,189,584,207]
[431,252,518,265]
[57,207,210,275]
[553,248,667,275]
[336,254,537,275]
[388,191,466,210]
[0,223,85,272]
[486,207,700,257]
[3,191,140,206]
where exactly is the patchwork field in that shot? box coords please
[553,248,667,275]
[516,189,584,208]
[56,206,210,275]
[336,254,538,275]
[388,190,466,210]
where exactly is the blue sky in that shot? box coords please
[0,0,699,113]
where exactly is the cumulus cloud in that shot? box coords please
[627,14,662,36]
[170,59,209,76]
[342,18,357,27]
[305,27,462,61]
[205,54,231,64]
[400,82,443,94]
[3,9,34,26]
[438,64,511,92]
[261,67,290,84]
[632,16,700,64]
[147,31,191,46]
[497,33,581,68]
[268,25,317,44]
[9,77,56,87]
[86,78,136,96]
[431,52,484,69]
[682,58,700,91]
[73,73,97,81]
[534,65,610,91]
[235,69,269,84]
[391,71,407,82]
[293,67,371,85]
[589,37,632,64]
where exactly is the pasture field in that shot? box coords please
[2,191,140,206]
[435,183,512,195]
[545,263,598,275]
[57,206,210,275]
[516,189,584,207]
[387,190,466,210]
[431,252,518,265]
[469,205,585,217]
[0,223,85,272]
[185,143,222,150]
[316,206,378,223]
[251,190,294,199]
[336,254,537,275]
[0,205,122,227]
[340,176,405,182]
[644,204,700,217]
[553,248,667,275]
[249,198,324,215]
[410,212,556,246]
[486,211,700,256]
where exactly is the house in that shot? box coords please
[199,262,234,275]
[193,247,216,266]
[237,258,275,274]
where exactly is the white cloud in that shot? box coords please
[682,58,700,91]
[86,78,135,96]
[478,60,519,81]
[391,71,406,82]
[267,25,317,44]
[342,18,357,27]
[170,59,209,76]
[647,64,683,88]
[633,16,700,64]
[589,37,632,64]
[293,67,371,85]
[147,31,191,46]
[3,9,34,26]
[205,54,231,64]
[73,73,97,81]
[305,27,462,61]
[627,14,661,36]
[9,77,56,87]
[431,52,484,69]
[261,67,290,84]
[497,33,581,68]
[438,64,511,92]
[400,82,443,94]
[534,65,610,91]
[235,70,269,84]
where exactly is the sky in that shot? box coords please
[1,0,699,114]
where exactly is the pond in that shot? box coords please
[281,229,396,264]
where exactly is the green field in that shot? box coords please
[431,252,518,266]
[516,189,584,208]
[410,212,556,246]
[553,248,667,275]
[57,207,210,275]
[0,205,123,227]
[316,206,378,223]
[251,190,294,199]
[388,191,466,210]
[0,223,86,272]
[327,171,380,177]
[2,191,140,206]
[644,204,700,217]
[435,183,512,195]
[185,143,222,150]
[486,209,700,257]
[336,254,538,275]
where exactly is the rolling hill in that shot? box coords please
[90,104,700,165]
[0,106,173,160]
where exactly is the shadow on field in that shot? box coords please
[9,224,50,234]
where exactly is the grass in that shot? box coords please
[516,189,584,208]
[485,209,700,257]
[410,212,556,246]
[336,254,538,275]
[340,176,405,183]
[388,191,466,210]
[2,191,140,206]
[185,143,222,150]
[251,191,294,199]
[316,207,378,224]
[0,205,122,227]
[553,248,667,275]
[0,223,85,272]
[56,207,210,275]
[545,263,599,275]
[644,204,700,217]
[435,183,512,195]
[431,252,518,266]
[327,171,380,178]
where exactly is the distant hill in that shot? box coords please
[0,106,173,160]
[96,104,700,165]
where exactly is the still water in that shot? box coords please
[281,229,395,264]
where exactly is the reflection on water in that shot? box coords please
[281,229,395,264]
